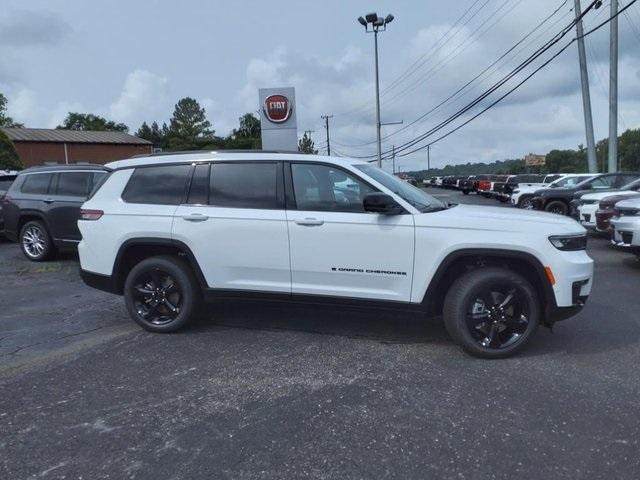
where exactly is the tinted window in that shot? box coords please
[56,172,93,197]
[187,164,210,205]
[589,176,617,189]
[210,162,278,209]
[293,163,376,213]
[21,173,53,194]
[0,177,16,192]
[122,165,191,205]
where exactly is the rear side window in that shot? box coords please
[21,173,53,194]
[56,172,93,197]
[210,162,278,209]
[122,165,191,205]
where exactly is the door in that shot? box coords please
[48,171,105,242]
[285,162,415,302]
[172,161,291,293]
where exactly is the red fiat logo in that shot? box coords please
[264,94,292,123]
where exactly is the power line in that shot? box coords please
[352,0,608,161]
[393,0,638,159]
[332,0,571,150]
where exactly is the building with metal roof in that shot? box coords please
[1,127,153,168]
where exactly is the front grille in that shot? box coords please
[582,214,591,223]
[621,231,633,244]
[619,209,639,216]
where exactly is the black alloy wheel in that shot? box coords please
[465,285,530,350]
[124,256,200,332]
[443,268,540,358]
[131,268,183,326]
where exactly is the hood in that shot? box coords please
[415,204,585,235]
[581,189,634,201]
[599,193,640,206]
[615,198,640,210]
[537,187,574,197]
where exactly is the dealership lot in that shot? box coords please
[1,189,640,479]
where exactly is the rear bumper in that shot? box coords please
[80,269,121,295]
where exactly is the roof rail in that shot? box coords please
[129,149,301,159]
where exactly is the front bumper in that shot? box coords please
[610,216,640,248]
[595,209,614,232]
[577,204,598,228]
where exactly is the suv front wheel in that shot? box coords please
[443,268,540,358]
[124,256,201,333]
[20,220,55,261]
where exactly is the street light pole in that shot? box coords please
[374,29,382,168]
[608,0,618,173]
[357,12,394,168]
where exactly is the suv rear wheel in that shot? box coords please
[20,220,55,261]
[545,200,568,215]
[124,255,201,333]
[443,268,540,358]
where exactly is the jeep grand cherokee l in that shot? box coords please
[2,165,109,260]
[78,152,593,358]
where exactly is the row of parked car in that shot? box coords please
[426,172,640,260]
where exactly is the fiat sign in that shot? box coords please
[259,87,297,151]
[264,94,292,123]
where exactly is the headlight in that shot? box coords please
[549,234,587,251]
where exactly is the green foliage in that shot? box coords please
[0,93,24,128]
[56,113,129,132]
[0,129,22,170]
[165,97,215,150]
[135,121,166,147]
[298,132,318,154]
[224,113,261,149]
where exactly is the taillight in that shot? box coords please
[80,209,104,220]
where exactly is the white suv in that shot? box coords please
[610,198,640,256]
[78,152,594,358]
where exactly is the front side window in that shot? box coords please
[210,162,278,209]
[56,172,93,197]
[122,165,191,205]
[291,163,376,213]
[356,164,445,212]
[20,173,53,195]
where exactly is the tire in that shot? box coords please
[20,220,55,261]
[124,255,201,333]
[545,200,569,216]
[517,196,534,210]
[462,190,469,195]
[443,267,540,359]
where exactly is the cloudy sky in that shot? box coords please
[1,0,639,171]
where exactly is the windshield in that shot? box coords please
[621,178,640,191]
[551,176,591,188]
[356,164,447,212]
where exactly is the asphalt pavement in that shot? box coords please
[1,188,639,479]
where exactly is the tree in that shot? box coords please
[136,121,167,148]
[298,132,318,154]
[0,93,24,128]
[224,113,261,150]
[0,129,22,170]
[165,97,214,150]
[56,113,129,132]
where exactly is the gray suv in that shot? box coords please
[2,165,109,261]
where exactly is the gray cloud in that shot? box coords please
[0,10,70,47]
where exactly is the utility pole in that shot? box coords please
[609,0,618,173]
[321,115,333,155]
[374,29,382,167]
[427,145,431,172]
[574,0,598,173]
[392,145,396,174]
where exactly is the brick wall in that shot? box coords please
[14,142,153,168]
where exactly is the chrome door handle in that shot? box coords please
[182,213,209,222]
[295,218,324,226]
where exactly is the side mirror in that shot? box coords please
[363,193,404,215]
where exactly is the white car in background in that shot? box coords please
[576,178,640,229]
[511,174,594,209]
[610,198,640,258]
